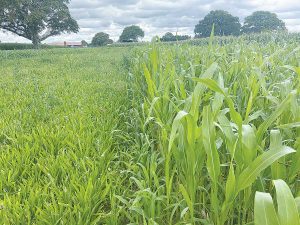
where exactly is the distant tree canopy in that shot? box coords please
[160,32,191,42]
[91,32,113,46]
[119,25,144,42]
[194,10,241,38]
[81,40,88,46]
[103,39,113,45]
[0,0,79,49]
[242,11,286,34]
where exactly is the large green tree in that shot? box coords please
[194,10,241,38]
[242,11,286,34]
[91,32,113,46]
[0,0,79,49]
[91,32,109,46]
[119,25,144,42]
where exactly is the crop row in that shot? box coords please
[120,31,300,224]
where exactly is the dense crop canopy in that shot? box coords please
[0,32,300,224]
[124,33,300,224]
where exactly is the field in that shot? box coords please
[0,32,300,225]
[0,47,130,224]
[0,43,67,50]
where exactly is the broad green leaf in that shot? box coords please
[242,124,257,167]
[168,111,189,153]
[225,163,236,203]
[256,91,295,144]
[202,106,220,184]
[236,146,295,192]
[143,63,155,99]
[180,82,187,99]
[217,114,236,155]
[194,77,242,132]
[248,110,265,123]
[260,47,284,70]
[189,62,218,115]
[290,142,300,182]
[244,92,253,124]
[295,197,300,215]
[270,130,286,180]
[274,179,300,225]
[283,65,300,78]
[146,97,160,124]
[254,192,280,225]
[203,106,220,224]
[212,74,225,117]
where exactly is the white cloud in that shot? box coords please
[0,0,299,43]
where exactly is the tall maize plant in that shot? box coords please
[121,31,300,224]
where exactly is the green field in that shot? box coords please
[1,33,300,224]
[0,48,130,224]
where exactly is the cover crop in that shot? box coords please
[123,32,300,224]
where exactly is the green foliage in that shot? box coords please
[194,10,241,38]
[255,180,300,225]
[125,33,300,224]
[81,40,88,46]
[103,39,113,46]
[110,32,300,48]
[119,25,145,42]
[0,0,79,49]
[0,42,66,50]
[1,32,300,224]
[91,32,110,46]
[242,11,286,34]
[0,47,129,224]
[160,32,191,42]
[108,41,146,47]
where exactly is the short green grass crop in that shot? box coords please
[0,47,130,224]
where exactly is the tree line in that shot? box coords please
[87,25,145,47]
[194,10,286,38]
[0,0,287,48]
[89,10,286,46]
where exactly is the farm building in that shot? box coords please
[52,41,83,48]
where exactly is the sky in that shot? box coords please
[0,0,300,44]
